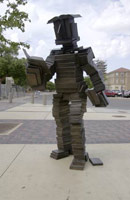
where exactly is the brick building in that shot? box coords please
[105,67,130,90]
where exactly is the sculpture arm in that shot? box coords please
[79,47,109,107]
[45,53,56,82]
[25,50,55,91]
[79,47,105,92]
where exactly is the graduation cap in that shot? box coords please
[47,14,81,24]
[47,14,81,47]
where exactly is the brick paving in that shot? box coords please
[0,122,20,134]
[0,95,130,144]
[0,119,130,144]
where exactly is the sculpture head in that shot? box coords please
[47,14,81,50]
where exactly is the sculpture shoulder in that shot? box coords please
[45,49,62,68]
[78,47,94,55]
[50,49,63,56]
[78,47,95,65]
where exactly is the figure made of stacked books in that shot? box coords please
[25,14,108,170]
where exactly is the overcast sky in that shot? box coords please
[2,0,130,72]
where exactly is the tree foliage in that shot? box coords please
[9,58,27,86]
[0,46,27,85]
[46,81,55,91]
[84,76,93,89]
[0,0,30,86]
[95,59,107,80]
[0,0,30,48]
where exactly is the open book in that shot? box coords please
[23,49,50,73]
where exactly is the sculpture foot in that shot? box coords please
[50,149,69,160]
[70,158,86,170]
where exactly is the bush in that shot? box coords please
[46,81,55,91]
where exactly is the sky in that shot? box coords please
[1,0,130,73]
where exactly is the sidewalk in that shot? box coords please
[1,102,130,120]
[0,144,130,200]
[0,95,32,111]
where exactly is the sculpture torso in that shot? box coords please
[54,51,85,94]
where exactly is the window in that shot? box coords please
[120,79,124,84]
[120,72,124,77]
[115,78,118,84]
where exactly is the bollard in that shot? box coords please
[23,90,26,97]
[9,92,13,103]
[31,92,35,104]
[43,94,47,105]
[0,80,1,100]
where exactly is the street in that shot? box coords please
[105,97,130,110]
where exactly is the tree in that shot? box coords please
[0,0,30,86]
[0,44,16,79]
[9,58,27,86]
[46,81,55,91]
[0,0,30,49]
[94,59,107,80]
[84,76,93,89]
[0,46,27,85]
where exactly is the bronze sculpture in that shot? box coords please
[25,14,108,170]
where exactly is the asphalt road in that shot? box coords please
[86,97,130,110]
[105,97,130,110]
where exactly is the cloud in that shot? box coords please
[1,0,130,72]
[93,0,130,34]
[89,0,130,61]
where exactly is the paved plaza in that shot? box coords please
[0,94,130,144]
[0,119,130,144]
[0,93,130,200]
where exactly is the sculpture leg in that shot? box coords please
[69,95,88,170]
[50,93,71,159]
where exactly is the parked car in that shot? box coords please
[123,90,130,98]
[112,90,122,97]
[104,90,116,97]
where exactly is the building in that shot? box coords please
[105,67,130,91]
